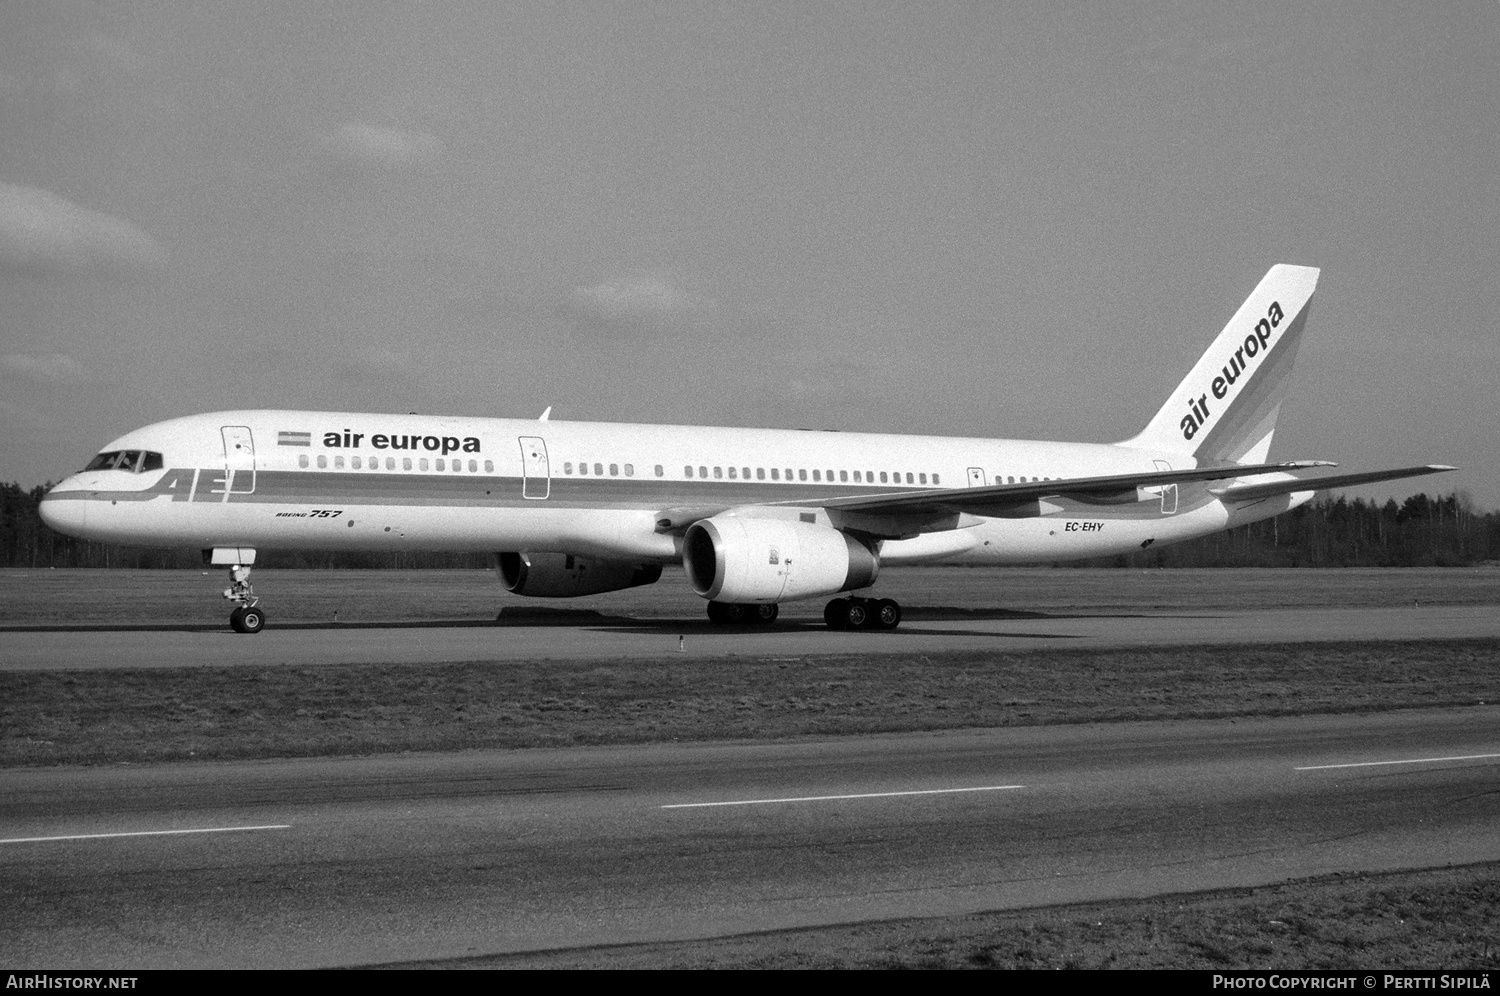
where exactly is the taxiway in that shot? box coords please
[2,604,1499,670]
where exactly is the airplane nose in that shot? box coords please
[39,486,88,536]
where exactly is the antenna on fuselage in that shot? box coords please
[538,407,552,421]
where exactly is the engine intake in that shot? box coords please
[682,516,878,603]
[497,552,663,597]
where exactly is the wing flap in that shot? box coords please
[1210,465,1455,503]
[806,461,1319,517]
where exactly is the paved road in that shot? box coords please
[2,604,1498,670]
[3,708,1497,968]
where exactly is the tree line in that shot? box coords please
[2,481,1497,570]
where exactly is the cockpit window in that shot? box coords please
[83,450,163,473]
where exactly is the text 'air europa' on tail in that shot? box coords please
[1120,264,1320,466]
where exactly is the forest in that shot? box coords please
[2,481,1496,570]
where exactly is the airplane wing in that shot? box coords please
[1208,464,1455,503]
[655,462,1455,534]
[808,461,1329,517]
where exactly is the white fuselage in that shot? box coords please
[39,410,1307,587]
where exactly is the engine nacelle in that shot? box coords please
[682,516,878,603]
[497,552,663,597]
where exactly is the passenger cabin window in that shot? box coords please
[625,464,634,477]
[655,465,664,477]
[756,468,765,480]
[713,466,723,479]
[484,460,494,473]
[609,463,618,476]
[352,456,362,469]
[563,462,572,474]
[798,469,807,481]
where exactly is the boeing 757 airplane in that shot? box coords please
[39,264,1451,633]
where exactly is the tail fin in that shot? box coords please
[1119,264,1319,464]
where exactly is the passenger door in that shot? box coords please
[217,426,256,498]
[967,467,987,487]
[518,436,550,499]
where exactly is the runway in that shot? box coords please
[3,604,1499,670]
[2,707,1496,968]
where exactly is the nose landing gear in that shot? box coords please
[222,563,266,633]
[823,596,901,631]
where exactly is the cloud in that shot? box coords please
[567,276,698,323]
[1,353,90,385]
[323,123,445,167]
[0,183,166,275]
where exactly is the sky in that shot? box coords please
[1,1,1496,509]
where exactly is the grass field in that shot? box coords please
[5,639,1496,766]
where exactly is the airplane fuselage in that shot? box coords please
[39,409,1301,574]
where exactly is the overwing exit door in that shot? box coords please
[519,436,550,499]
[1152,459,1177,514]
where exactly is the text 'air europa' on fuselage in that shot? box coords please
[1180,299,1285,441]
[320,430,482,455]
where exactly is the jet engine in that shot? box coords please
[496,551,663,597]
[682,516,878,603]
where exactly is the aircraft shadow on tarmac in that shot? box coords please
[0,606,1221,633]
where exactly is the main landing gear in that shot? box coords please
[824,596,902,631]
[223,564,266,634]
[705,601,780,625]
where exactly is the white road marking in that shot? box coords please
[0,824,291,844]
[1295,752,1500,772]
[661,785,1024,809]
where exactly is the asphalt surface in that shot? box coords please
[3,604,1500,670]
[3,708,1497,968]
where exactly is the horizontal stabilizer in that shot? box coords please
[1210,465,1455,503]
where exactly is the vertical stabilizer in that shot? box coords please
[1119,264,1319,464]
